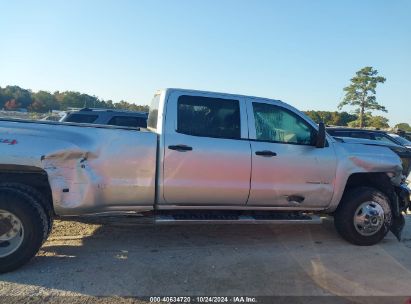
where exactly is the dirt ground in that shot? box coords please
[1,216,411,302]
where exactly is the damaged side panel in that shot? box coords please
[0,121,157,215]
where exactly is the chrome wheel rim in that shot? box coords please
[354,201,385,236]
[0,209,24,258]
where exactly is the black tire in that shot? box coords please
[0,183,53,238]
[334,186,392,246]
[0,187,49,273]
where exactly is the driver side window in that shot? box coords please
[252,102,314,145]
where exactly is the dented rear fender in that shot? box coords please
[0,120,158,215]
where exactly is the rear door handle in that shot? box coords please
[255,150,277,157]
[168,145,193,152]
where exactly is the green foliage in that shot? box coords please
[304,111,357,126]
[348,114,389,129]
[338,66,387,128]
[367,115,390,129]
[305,110,390,129]
[395,123,411,132]
[30,91,57,112]
[0,85,148,113]
[114,100,149,112]
[0,84,394,130]
[0,85,32,109]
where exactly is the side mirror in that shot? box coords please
[316,122,326,148]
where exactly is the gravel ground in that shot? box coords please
[1,216,411,303]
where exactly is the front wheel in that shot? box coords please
[334,186,392,246]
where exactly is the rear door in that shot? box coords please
[161,92,251,206]
[247,99,337,207]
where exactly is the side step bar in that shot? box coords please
[155,212,322,225]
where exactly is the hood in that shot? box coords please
[332,136,411,179]
[332,136,402,148]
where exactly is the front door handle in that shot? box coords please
[255,150,277,157]
[168,145,193,152]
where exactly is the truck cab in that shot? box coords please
[150,89,337,209]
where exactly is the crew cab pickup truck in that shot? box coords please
[0,88,410,273]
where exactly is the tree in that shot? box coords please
[30,91,58,112]
[0,84,150,113]
[4,99,21,110]
[105,100,115,109]
[114,100,149,112]
[338,66,386,128]
[0,85,32,109]
[59,91,85,109]
[366,115,390,129]
[395,123,411,132]
[28,100,46,112]
[337,111,358,126]
[348,114,390,129]
[304,110,357,126]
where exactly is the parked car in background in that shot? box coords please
[327,128,411,150]
[395,130,411,142]
[40,115,62,122]
[60,108,148,128]
[389,133,411,149]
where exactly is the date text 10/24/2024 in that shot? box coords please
[149,297,257,303]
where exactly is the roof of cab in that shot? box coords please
[160,88,285,104]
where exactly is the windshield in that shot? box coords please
[389,133,411,146]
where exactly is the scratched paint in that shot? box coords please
[0,139,17,145]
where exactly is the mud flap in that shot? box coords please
[391,184,410,241]
[390,213,405,241]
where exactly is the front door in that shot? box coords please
[161,92,251,206]
[247,100,337,208]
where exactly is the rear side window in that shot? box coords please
[177,95,240,139]
[65,114,98,123]
[107,116,147,128]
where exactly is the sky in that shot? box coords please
[0,0,410,125]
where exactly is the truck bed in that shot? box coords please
[0,118,157,215]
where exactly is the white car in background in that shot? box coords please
[389,133,411,149]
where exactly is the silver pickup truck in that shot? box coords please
[0,88,410,273]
